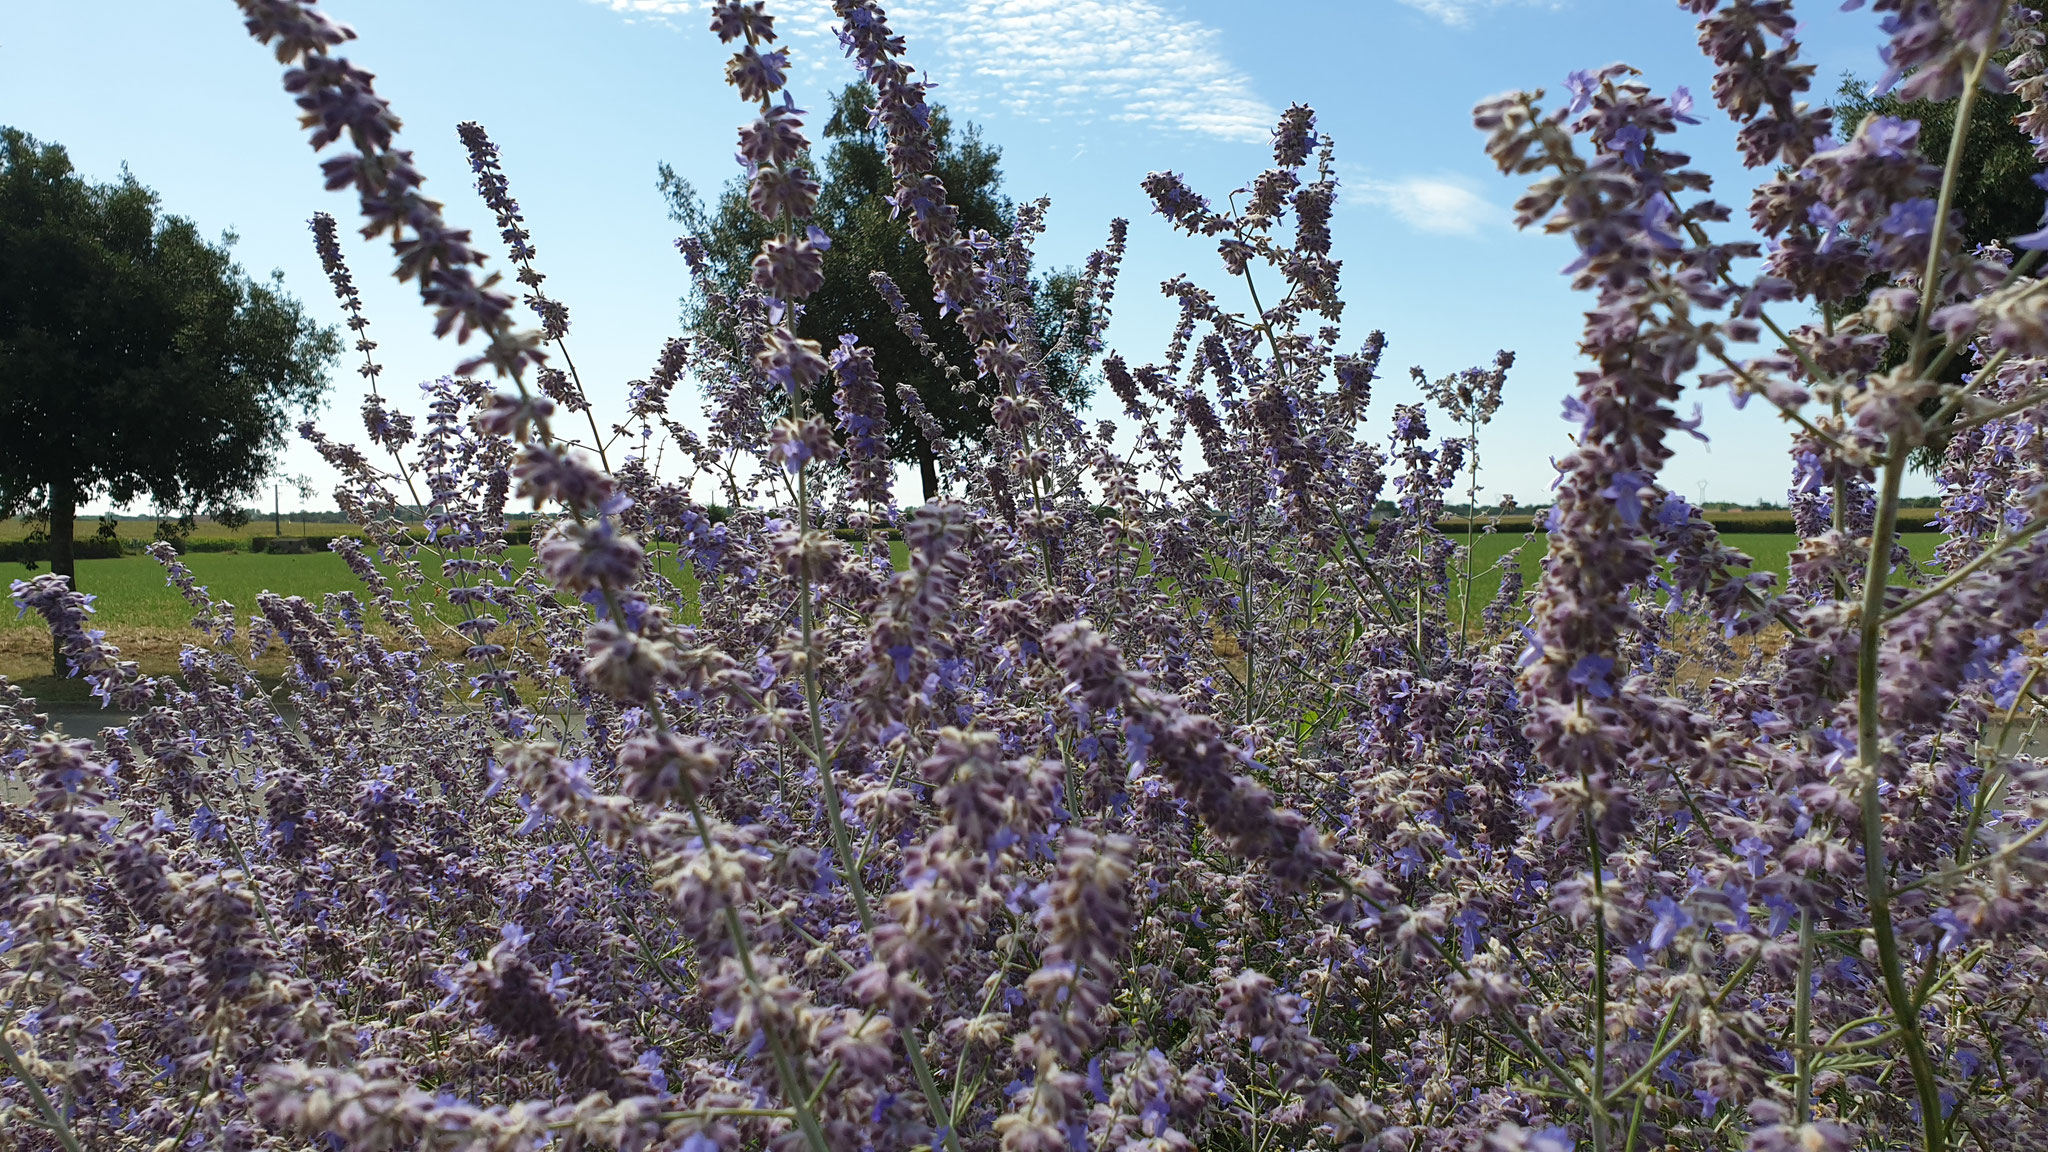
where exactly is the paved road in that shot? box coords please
[38,703,138,743]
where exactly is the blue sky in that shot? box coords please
[4,0,1923,511]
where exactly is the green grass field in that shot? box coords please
[0,529,1949,682]
[1446,530,1943,606]
[1,547,532,682]
[1721,531,1943,579]
[6,551,366,630]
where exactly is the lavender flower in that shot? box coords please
[5,3,2043,1150]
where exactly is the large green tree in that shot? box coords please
[0,128,336,619]
[1837,72,2044,469]
[1836,74,2040,254]
[661,84,1094,500]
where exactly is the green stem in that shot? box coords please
[558,453,829,1152]
[1242,502,1255,726]
[564,824,693,1001]
[1415,509,1426,660]
[679,781,833,1152]
[1885,519,2044,622]
[1941,380,2048,437]
[1459,415,1479,647]
[793,440,966,1152]
[1854,24,2003,1152]
[1795,908,1816,1122]
[552,337,615,474]
[1908,21,2001,361]
[1615,1004,1679,1142]
[0,1033,86,1152]
[1231,254,1424,670]
[1583,799,1611,1152]
[1959,667,2041,867]
[1858,450,1948,1152]
[1333,874,1597,1114]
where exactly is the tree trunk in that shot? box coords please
[48,478,76,676]
[918,443,939,504]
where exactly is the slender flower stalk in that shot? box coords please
[456,120,615,471]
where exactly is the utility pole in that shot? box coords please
[274,483,282,535]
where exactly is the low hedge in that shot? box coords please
[0,536,127,565]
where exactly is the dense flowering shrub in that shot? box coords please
[7,1,2048,1149]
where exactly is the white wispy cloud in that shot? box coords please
[584,0,1277,142]
[1394,0,1559,28]
[1351,174,1498,236]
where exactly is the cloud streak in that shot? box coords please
[1393,0,1558,28]
[585,0,1276,142]
[1350,174,1498,236]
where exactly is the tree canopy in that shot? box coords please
[660,84,1094,500]
[1836,73,2040,252]
[0,127,337,592]
[1836,73,2043,469]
